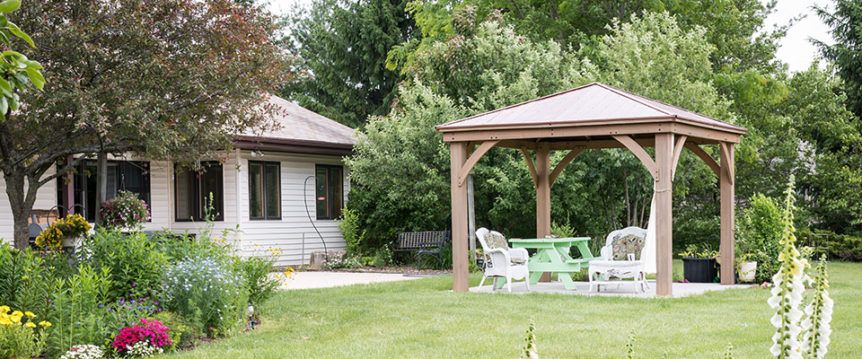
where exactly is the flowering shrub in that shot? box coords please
[99,191,150,230]
[127,341,163,357]
[164,258,248,336]
[111,318,172,354]
[35,214,92,249]
[0,305,51,359]
[60,344,104,359]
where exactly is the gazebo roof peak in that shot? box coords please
[436,82,746,135]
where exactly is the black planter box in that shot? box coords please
[682,257,718,283]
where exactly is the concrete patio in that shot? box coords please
[470,279,754,298]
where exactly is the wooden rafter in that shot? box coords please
[613,135,658,180]
[549,148,584,187]
[457,140,499,186]
[519,148,538,187]
[683,142,720,178]
[671,135,688,179]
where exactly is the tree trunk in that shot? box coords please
[5,171,39,249]
[95,151,107,224]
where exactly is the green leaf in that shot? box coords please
[6,22,32,47]
[0,78,11,92]
[0,0,20,14]
[24,67,44,89]
[0,96,8,116]
[8,92,18,111]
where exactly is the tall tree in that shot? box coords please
[816,0,862,118]
[284,0,416,128]
[3,0,289,249]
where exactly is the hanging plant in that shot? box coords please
[99,191,150,230]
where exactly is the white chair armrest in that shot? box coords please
[485,248,511,262]
[509,247,529,261]
[600,245,613,260]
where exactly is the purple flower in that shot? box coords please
[98,304,104,308]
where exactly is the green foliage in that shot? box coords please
[0,0,45,123]
[234,255,279,312]
[519,321,537,359]
[0,244,65,318]
[0,312,48,359]
[77,229,168,302]
[798,230,862,262]
[738,193,785,283]
[284,0,416,127]
[45,265,114,357]
[151,311,197,351]
[163,258,248,337]
[816,0,862,118]
[371,245,393,268]
[338,206,366,255]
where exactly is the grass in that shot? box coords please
[164,261,862,358]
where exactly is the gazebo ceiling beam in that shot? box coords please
[457,140,499,186]
[683,142,721,177]
[613,135,658,180]
[549,148,584,187]
[519,148,539,187]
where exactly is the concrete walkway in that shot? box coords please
[470,280,754,298]
[276,271,424,290]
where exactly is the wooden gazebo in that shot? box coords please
[436,83,747,296]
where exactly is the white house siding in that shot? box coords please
[0,167,59,244]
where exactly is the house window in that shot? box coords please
[174,162,223,221]
[58,160,150,222]
[315,165,343,220]
[249,161,281,220]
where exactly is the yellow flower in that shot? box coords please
[0,318,11,326]
[38,321,51,327]
[25,322,36,328]
[24,311,35,318]
[0,305,9,313]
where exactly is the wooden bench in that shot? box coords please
[394,230,450,269]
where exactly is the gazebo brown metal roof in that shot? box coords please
[437,82,746,296]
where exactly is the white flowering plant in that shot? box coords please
[767,176,833,359]
[126,341,163,357]
[99,191,150,230]
[59,344,104,359]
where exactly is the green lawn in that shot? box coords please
[165,261,862,358]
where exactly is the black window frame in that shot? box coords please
[315,164,343,220]
[248,161,281,220]
[57,160,151,222]
[174,161,224,222]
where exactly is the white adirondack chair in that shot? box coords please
[476,228,530,292]
[588,226,649,292]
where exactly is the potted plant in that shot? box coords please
[99,191,151,232]
[679,244,718,283]
[732,223,759,283]
[35,213,92,251]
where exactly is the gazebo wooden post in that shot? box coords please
[450,142,470,292]
[535,144,552,237]
[720,142,736,285]
[655,134,674,296]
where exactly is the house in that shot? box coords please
[0,95,354,266]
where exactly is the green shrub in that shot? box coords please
[45,265,114,357]
[371,245,393,267]
[0,307,49,359]
[0,244,64,318]
[77,229,168,302]
[150,311,197,350]
[738,193,785,283]
[163,258,248,337]
[338,206,365,255]
[798,229,862,261]
[234,255,279,313]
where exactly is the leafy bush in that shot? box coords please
[150,311,196,350]
[77,229,168,301]
[338,206,365,255]
[163,258,248,337]
[798,229,862,261]
[0,305,50,359]
[371,245,393,267]
[98,191,150,230]
[0,245,65,318]
[234,255,279,312]
[35,214,91,249]
[738,193,785,282]
[46,265,113,357]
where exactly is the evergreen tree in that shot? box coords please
[284,0,416,128]
[816,0,862,118]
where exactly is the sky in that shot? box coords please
[267,0,835,73]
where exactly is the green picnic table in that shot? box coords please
[506,237,597,290]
